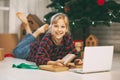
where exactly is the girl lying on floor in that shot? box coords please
[13,12,82,67]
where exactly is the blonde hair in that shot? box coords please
[48,13,70,35]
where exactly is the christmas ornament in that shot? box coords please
[64,6,70,12]
[97,0,105,6]
[73,40,83,52]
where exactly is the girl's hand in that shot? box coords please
[47,59,64,66]
[74,59,83,65]
[55,59,64,66]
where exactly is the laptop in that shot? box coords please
[69,46,114,74]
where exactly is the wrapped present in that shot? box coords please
[0,48,5,61]
[73,40,83,52]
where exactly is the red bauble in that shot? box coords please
[97,0,105,6]
[64,6,70,12]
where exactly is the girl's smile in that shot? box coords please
[52,19,68,41]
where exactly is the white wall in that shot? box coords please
[0,0,9,33]
[36,0,51,21]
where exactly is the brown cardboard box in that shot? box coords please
[0,34,18,54]
[0,48,5,61]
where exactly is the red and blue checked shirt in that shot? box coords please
[26,33,77,66]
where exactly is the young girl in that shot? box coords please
[13,12,82,66]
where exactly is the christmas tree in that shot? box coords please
[44,0,120,40]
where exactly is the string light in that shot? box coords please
[61,6,64,9]
[72,21,75,25]
[92,21,95,25]
[109,21,112,24]
[44,18,47,22]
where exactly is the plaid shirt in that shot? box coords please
[26,33,77,66]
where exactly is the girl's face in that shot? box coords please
[51,19,68,40]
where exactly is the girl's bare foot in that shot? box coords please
[32,24,49,38]
[16,12,32,34]
[38,24,49,33]
[16,12,28,24]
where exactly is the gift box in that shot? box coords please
[73,40,84,59]
[0,34,18,54]
[73,40,83,52]
[0,48,5,61]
